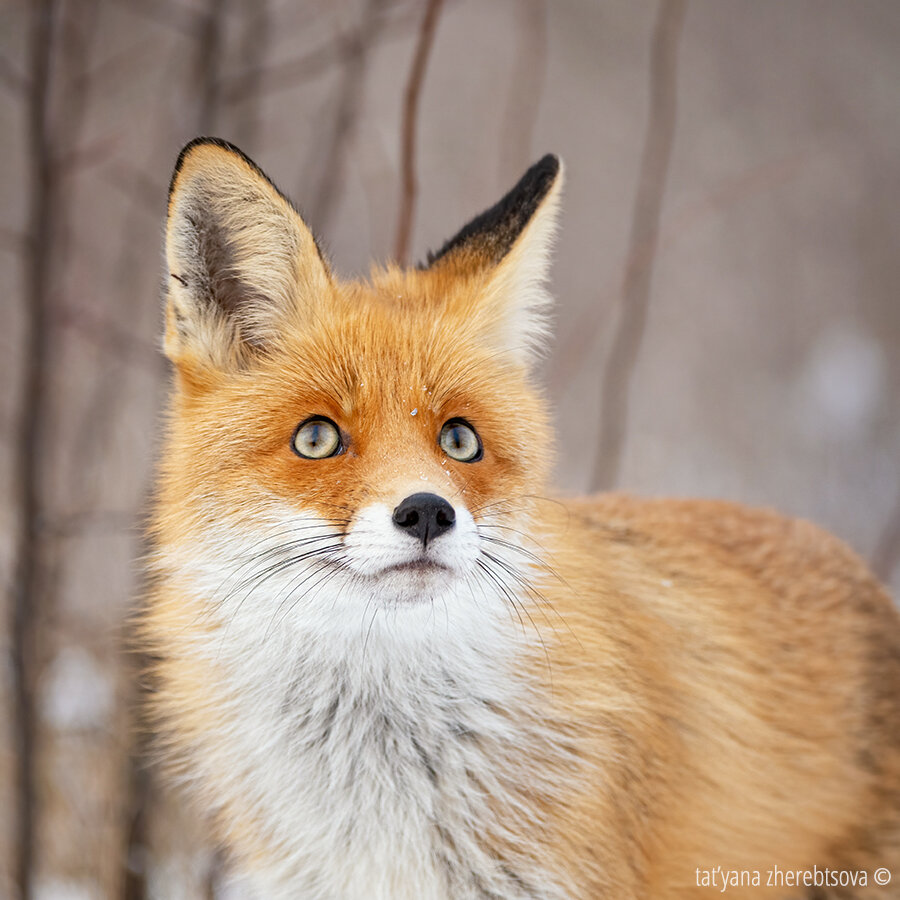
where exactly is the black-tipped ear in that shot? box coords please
[425,154,561,270]
[424,155,563,364]
[164,137,330,370]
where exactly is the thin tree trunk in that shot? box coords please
[873,491,900,584]
[592,0,688,490]
[12,2,57,896]
[499,0,547,181]
[231,0,270,149]
[196,0,226,133]
[393,0,444,265]
[307,0,387,235]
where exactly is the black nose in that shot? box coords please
[392,492,456,548]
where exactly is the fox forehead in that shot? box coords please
[179,262,538,432]
[194,304,506,423]
[277,277,499,409]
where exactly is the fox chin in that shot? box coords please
[141,138,900,900]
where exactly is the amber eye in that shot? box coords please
[292,417,343,459]
[439,419,482,462]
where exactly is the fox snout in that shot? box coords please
[342,490,480,592]
[392,492,456,548]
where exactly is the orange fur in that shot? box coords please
[142,139,900,899]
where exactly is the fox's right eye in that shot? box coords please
[292,417,343,459]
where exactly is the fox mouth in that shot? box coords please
[379,559,451,576]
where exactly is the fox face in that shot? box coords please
[156,139,562,652]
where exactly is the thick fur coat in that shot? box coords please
[142,139,900,899]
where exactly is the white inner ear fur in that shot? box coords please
[477,171,563,365]
[164,149,330,365]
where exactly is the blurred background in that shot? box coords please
[1,0,898,897]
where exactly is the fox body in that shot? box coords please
[143,139,900,899]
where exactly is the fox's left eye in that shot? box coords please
[439,419,483,462]
[292,417,343,459]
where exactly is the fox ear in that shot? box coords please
[425,154,563,364]
[164,138,330,370]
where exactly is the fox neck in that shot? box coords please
[189,582,570,899]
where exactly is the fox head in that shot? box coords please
[155,139,563,658]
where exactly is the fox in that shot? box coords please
[141,136,900,900]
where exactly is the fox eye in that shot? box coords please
[292,417,343,459]
[439,419,483,463]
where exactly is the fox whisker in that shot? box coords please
[479,548,570,643]
[476,532,563,583]
[207,522,348,604]
[474,557,552,679]
[266,551,350,638]
[221,540,346,610]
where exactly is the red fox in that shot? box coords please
[142,137,900,899]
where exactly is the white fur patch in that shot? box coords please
[154,494,580,900]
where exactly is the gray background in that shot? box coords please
[0,0,898,896]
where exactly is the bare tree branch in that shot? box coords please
[103,162,164,215]
[120,659,152,900]
[59,302,161,369]
[0,54,29,94]
[0,226,28,254]
[44,510,137,538]
[550,151,809,388]
[499,0,547,180]
[591,0,688,490]
[553,153,806,389]
[224,29,349,104]
[114,0,205,40]
[8,2,103,892]
[231,0,270,148]
[12,2,56,895]
[222,7,417,105]
[394,0,444,265]
[873,490,900,584]
[51,0,100,152]
[55,130,123,176]
[69,39,158,98]
[307,0,389,234]
[196,0,227,133]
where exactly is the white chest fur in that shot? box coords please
[205,616,572,900]
[160,514,576,899]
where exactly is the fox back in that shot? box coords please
[142,139,900,899]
